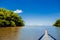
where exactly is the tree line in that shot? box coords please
[0,8,24,27]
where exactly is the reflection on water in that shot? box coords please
[17,26,60,40]
[0,26,60,40]
[0,27,22,40]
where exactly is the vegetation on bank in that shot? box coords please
[53,19,60,27]
[0,8,24,27]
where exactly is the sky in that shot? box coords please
[0,0,60,26]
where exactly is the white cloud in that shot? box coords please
[14,9,23,13]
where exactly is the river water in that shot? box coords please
[0,26,60,40]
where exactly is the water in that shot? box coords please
[16,26,60,40]
[0,26,60,40]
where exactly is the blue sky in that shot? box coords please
[0,0,60,26]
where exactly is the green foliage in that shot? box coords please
[10,21,16,27]
[0,8,24,27]
[53,19,60,27]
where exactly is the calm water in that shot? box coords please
[1,26,60,40]
[16,26,60,40]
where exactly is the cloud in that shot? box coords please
[14,9,23,13]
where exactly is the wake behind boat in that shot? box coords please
[39,30,56,40]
